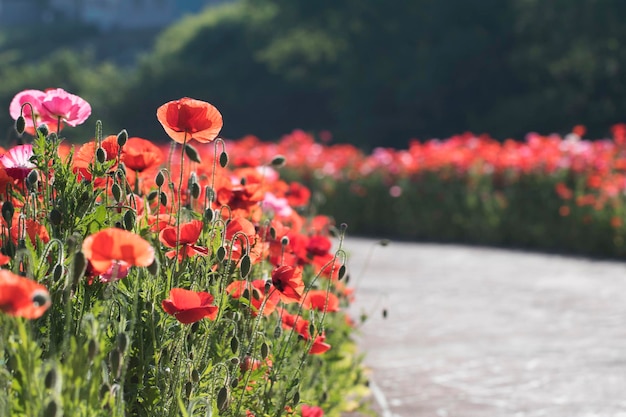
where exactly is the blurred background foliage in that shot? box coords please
[2,0,626,147]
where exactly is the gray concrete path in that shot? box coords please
[345,237,626,417]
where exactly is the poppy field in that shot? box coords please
[0,91,367,417]
[220,128,626,258]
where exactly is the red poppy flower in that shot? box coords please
[0,270,51,319]
[156,97,223,144]
[162,288,218,324]
[226,279,280,316]
[309,333,331,355]
[301,405,324,417]
[271,265,305,303]
[159,219,208,260]
[82,228,155,274]
[277,307,310,339]
[121,137,163,172]
[302,290,340,312]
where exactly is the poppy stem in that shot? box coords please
[175,135,187,274]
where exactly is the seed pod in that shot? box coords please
[15,116,25,135]
[219,151,228,168]
[184,144,202,163]
[116,129,128,147]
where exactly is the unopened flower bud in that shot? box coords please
[184,144,202,163]
[270,155,286,168]
[116,129,128,147]
[96,147,107,164]
[155,170,165,188]
[37,123,49,137]
[15,116,25,135]
[219,151,228,168]
[2,201,14,227]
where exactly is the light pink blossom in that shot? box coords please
[41,88,91,127]
[9,89,57,134]
[0,144,35,180]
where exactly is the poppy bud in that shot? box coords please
[155,170,165,188]
[270,155,286,168]
[147,190,159,201]
[292,391,300,405]
[26,170,39,190]
[274,325,282,338]
[52,264,64,282]
[216,246,226,262]
[269,227,276,240]
[191,321,201,333]
[184,381,192,398]
[382,309,388,319]
[340,223,348,232]
[2,201,14,227]
[338,265,347,280]
[159,191,168,207]
[15,116,26,135]
[191,369,200,383]
[190,182,201,200]
[216,386,229,411]
[111,183,122,203]
[43,399,58,417]
[379,239,390,247]
[116,129,128,147]
[88,339,98,361]
[230,336,239,354]
[47,132,58,143]
[123,210,135,231]
[184,144,202,163]
[37,123,49,137]
[205,186,215,202]
[204,207,214,222]
[264,280,272,294]
[280,236,289,246]
[109,348,122,378]
[321,390,328,403]
[219,151,228,168]
[44,368,58,390]
[230,377,239,388]
[117,333,129,353]
[72,251,87,283]
[230,357,240,366]
[49,208,62,226]
[240,254,251,278]
[96,147,107,164]
[260,342,269,359]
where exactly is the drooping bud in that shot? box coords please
[49,208,63,226]
[270,155,286,168]
[219,151,228,168]
[2,201,14,227]
[96,147,107,164]
[15,116,25,135]
[184,144,202,163]
[111,183,122,203]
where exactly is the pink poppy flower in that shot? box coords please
[0,144,35,180]
[9,89,58,134]
[41,88,91,127]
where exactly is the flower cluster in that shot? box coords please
[0,92,365,417]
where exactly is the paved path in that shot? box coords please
[345,237,626,417]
